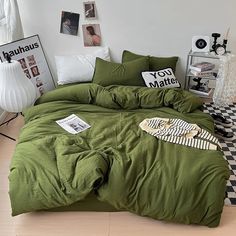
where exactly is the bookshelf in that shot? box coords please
[184,51,219,100]
[184,51,231,99]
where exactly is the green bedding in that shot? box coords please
[9,84,229,227]
[48,192,118,212]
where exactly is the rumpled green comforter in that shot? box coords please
[9,84,230,227]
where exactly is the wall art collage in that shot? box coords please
[60,1,101,47]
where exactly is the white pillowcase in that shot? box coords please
[142,68,180,88]
[55,47,110,85]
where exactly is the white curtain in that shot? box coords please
[0,0,24,44]
[213,54,236,107]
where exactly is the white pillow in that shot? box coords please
[142,68,180,88]
[55,47,110,85]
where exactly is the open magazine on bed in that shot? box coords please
[56,114,91,134]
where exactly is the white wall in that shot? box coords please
[17,0,236,85]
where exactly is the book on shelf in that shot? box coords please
[189,61,215,72]
[189,69,217,77]
[189,87,213,97]
[189,78,213,97]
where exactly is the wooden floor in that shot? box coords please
[1,114,236,236]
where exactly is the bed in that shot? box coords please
[9,83,230,227]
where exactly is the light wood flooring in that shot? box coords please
[0,114,236,236]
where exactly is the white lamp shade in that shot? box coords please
[0,60,37,112]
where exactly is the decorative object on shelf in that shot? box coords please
[189,78,213,97]
[192,36,210,53]
[211,33,221,52]
[211,28,230,55]
[213,53,236,107]
[191,78,208,91]
[0,55,37,141]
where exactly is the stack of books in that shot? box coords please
[189,61,216,77]
[189,62,215,97]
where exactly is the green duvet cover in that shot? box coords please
[9,84,229,227]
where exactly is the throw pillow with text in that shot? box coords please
[142,68,180,88]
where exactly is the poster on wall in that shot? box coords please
[82,24,101,46]
[0,35,55,96]
[83,1,97,19]
[60,11,80,36]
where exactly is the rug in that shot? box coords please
[203,103,236,205]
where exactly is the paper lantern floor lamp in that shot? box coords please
[0,56,37,141]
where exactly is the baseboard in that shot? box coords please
[0,111,9,124]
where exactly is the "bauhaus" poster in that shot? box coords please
[0,35,55,96]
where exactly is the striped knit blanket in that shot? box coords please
[139,118,221,150]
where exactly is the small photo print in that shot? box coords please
[36,78,43,87]
[82,24,101,47]
[68,122,86,132]
[83,1,97,19]
[18,58,27,69]
[60,11,80,36]
[30,66,40,77]
[27,55,36,66]
[24,69,31,79]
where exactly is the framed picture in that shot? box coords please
[83,1,97,19]
[60,11,80,36]
[0,35,55,95]
[82,24,101,47]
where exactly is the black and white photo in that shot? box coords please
[18,58,27,69]
[24,69,31,79]
[83,1,97,19]
[30,65,40,77]
[60,11,80,36]
[27,55,36,66]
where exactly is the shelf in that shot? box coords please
[187,75,216,79]
[188,88,214,99]
[187,72,217,79]
[188,50,231,59]
[184,50,225,90]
